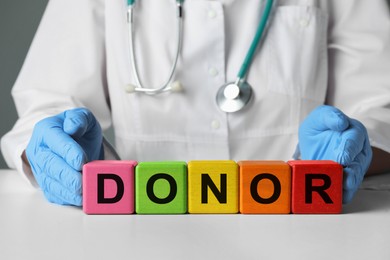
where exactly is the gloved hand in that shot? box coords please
[26,108,104,206]
[298,105,372,203]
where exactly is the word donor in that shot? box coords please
[82,160,343,215]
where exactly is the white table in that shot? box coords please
[1,169,389,260]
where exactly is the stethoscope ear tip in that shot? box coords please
[170,81,183,92]
[124,84,137,93]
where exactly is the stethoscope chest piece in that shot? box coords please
[216,81,253,113]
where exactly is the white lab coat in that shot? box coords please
[2,0,390,184]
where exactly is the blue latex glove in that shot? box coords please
[298,105,372,203]
[26,108,104,206]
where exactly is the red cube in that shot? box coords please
[288,160,343,214]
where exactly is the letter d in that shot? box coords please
[97,174,125,204]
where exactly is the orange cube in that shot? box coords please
[238,161,291,214]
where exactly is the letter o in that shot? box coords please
[146,173,177,204]
[250,173,281,204]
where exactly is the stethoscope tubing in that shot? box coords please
[125,0,277,113]
[127,1,184,94]
[237,0,275,81]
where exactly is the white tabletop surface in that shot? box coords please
[1,169,389,260]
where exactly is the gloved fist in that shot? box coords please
[26,108,104,206]
[298,105,372,203]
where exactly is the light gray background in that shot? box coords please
[1,1,390,169]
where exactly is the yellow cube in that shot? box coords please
[188,160,238,214]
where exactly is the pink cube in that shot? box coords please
[83,160,138,214]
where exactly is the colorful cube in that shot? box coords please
[239,161,291,214]
[135,161,187,214]
[83,160,137,214]
[188,160,238,214]
[288,160,343,214]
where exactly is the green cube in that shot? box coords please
[135,161,187,214]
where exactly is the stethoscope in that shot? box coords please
[124,0,274,113]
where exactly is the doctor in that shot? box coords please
[1,0,390,206]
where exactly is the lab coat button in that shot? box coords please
[208,10,217,19]
[299,19,309,28]
[211,120,220,129]
[208,67,219,77]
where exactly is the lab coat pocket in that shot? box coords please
[265,6,328,102]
